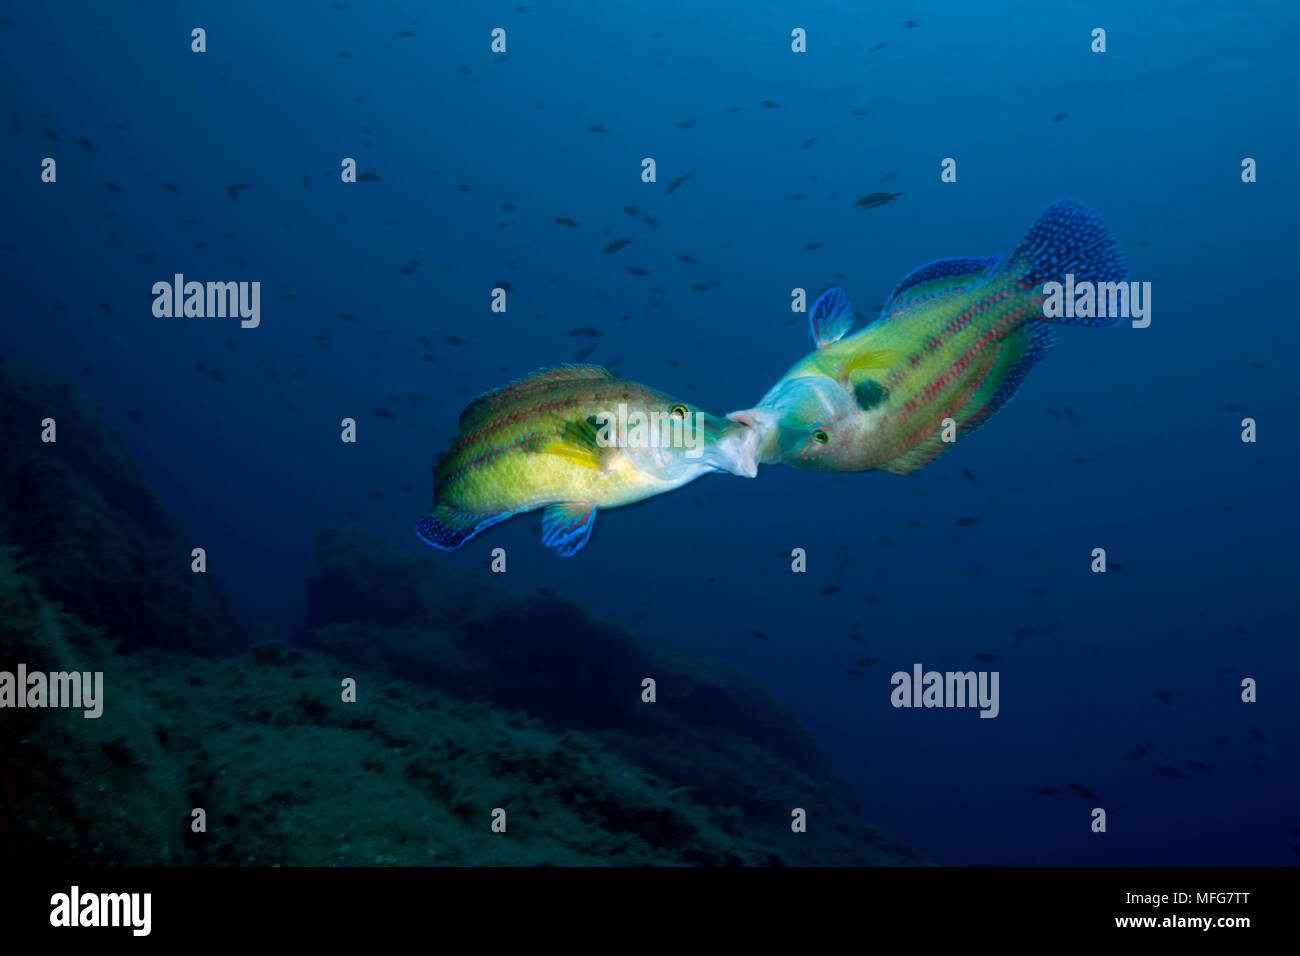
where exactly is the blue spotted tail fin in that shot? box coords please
[1012,199,1129,327]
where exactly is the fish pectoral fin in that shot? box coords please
[539,442,604,469]
[538,415,609,470]
[541,502,597,556]
[843,348,897,378]
[415,505,514,552]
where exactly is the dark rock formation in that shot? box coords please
[299,529,920,865]
[0,357,247,656]
[0,358,921,866]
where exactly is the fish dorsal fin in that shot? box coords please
[458,364,614,428]
[880,256,1002,318]
[808,286,856,348]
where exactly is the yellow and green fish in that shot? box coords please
[415,365,759,556]
[728,199,1129,473]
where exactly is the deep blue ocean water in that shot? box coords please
[2,1,1296,865]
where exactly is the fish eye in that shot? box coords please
[669,404,689,421]
[813,430,829,444]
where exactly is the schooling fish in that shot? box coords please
[729,199,1128,473]
[415,365,759,556]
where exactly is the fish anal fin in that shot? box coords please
[953,323,1056,439]
[876,431,954,475]
[415,505,515,551]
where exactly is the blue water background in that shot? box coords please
[1,1,1296,864]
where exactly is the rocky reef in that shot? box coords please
[0,358,921,865]
[0,356,246,657]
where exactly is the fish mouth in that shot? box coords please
[725,408,783,466]
[707,416,761,478]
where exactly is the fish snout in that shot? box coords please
[726,409,759,428]
[712,419,761,478]
[725,407,783,466]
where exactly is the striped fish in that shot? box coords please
[416,365,759,556]
[728,199,1129,473]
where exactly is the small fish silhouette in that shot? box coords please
[856,191,902,209]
